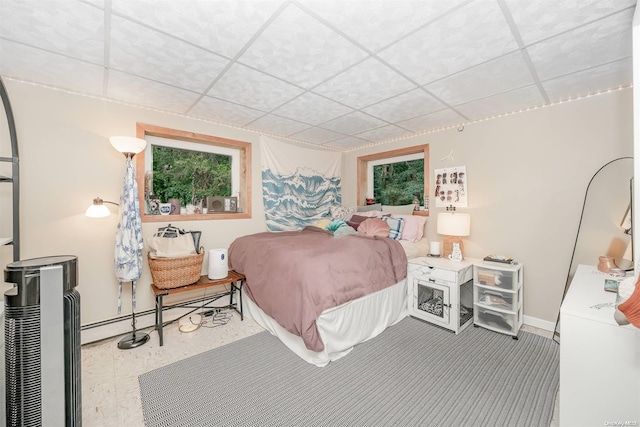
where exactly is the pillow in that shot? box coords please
[346,214,369,231]
[326,219,348,232]
[314,218,331,230]
[356,203,382,212]
[357,218,390,238]
[381,216,405,240]
[391,214,427,242]
[356,210,387,218]
[381,204,416,215]
[329,205,354,221]
[334,226,357,238]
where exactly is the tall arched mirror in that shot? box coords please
[554,156,633,341]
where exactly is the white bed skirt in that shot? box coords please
[242,279,409,367]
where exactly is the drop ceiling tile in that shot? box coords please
[109,16,229,93]
[320,111,387,135]
[527,9,633,81]
[111,0,283,58]
[0,0,104,64]
[0,40,105,96]
[542,58,633,102]
[356,125,414,143]
[425,51,535,106]
[107,70,201,114]
[397,108,465,133]
[189,95,266,127]
[207,63,304,111]
[298,0,466,52]
[454,85,545,121]
[312,57,416,109]
[379,0,519,85]
[362,89,445,122]
[504,0,636,45]
[272,92,353,126]
[324,136,370,150]
[289,127,345,144]
[245,114,311,136]
[237,3,368,89]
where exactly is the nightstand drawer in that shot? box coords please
[474,287,518,312]
[408,263,456,283]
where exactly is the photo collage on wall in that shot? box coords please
[434,166,467,208]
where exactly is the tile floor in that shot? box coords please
[81,316,559,427]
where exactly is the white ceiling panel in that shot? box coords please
[542,58,633,102]
[189,95,266,127]
[454,85,545,121]
[245,113,311,136]
[207,63,304,112]
[0,40,105,96]
[320,111,387,135]
[107,70,201,114]
[426,51,535,107]
[111,0,283,58]
[237,3,368,89]
[379,0,519,86]
[362,89,445,123]
[0,0,104,64]
[109,16,229,93]
[298,0,467,52]
[527,8,633,81]
[0,0,635,151]
[505,0,636,45]
[312,57,416,109]
[272,92,353,126]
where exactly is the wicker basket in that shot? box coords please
[148,251,204,289]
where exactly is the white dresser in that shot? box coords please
[560,264,640,426]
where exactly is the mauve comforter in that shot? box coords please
[228,227,407,352]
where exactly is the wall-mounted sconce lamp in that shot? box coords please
[85,197,119,218]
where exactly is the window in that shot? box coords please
[135,123,252,222]
[357,144,429,215]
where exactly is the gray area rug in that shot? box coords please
[139,317,559,427]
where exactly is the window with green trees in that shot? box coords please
[151,145,232,206]
[373,157,424,205]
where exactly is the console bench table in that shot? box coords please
[151,270,245,346]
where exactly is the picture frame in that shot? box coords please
[434,166,467,208]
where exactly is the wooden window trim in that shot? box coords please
[135,123,252,222]
[356,144,430,216]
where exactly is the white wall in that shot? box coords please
[344,88,633,325]
[0,79,632,335]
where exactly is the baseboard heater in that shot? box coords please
[4,256,81,427]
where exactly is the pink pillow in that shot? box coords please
[357,218,390,238]
[391,214,427,242]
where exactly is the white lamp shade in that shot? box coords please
[85,203,110,218]
[437,212,471,236]
[109,136,146,155]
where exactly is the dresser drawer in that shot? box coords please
[474,267,519,290]
[474,305,519,335]
[474,287,518,313]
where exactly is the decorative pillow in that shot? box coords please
[381,216,405,240]
[334,226,357,238]
[326,219,348,232]
[357,218,390,238]
[330,205,354,221]
[356,203,382,212]
[381,204,416,215]
[346,214,369,231]
[356,210,387,218]
[391,214,427,242]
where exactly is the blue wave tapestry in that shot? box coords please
[261,136,342,231]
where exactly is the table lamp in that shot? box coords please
[437,212,471,261]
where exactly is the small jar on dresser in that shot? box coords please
[473,261,523,338]
[407,256,477,334]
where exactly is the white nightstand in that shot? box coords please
[407,256,477,333]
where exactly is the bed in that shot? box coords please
[228,218,428,367]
